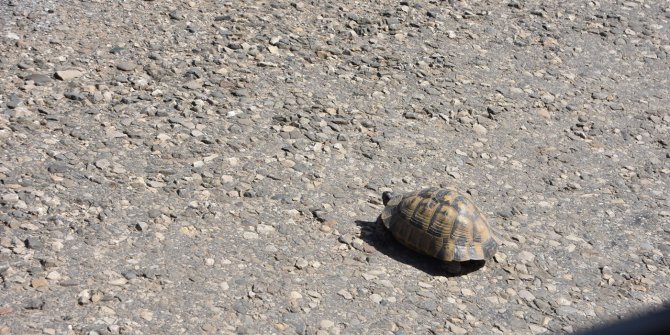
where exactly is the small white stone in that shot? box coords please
[555,297,572,306]
[50,240,64,251]
[156,133,171,141]
[78,290,91,304]
[242,232,259,240]
[370,294,383,304]
[1,193,19,203]
[418,281,433,288]
[139,309,153,321]
[20,223,39,231]
[289,291,302,300]
[449,323,468,334]
[517,251,536,263]
[461,288,475,296]
[109,278,128,286]
[228,157,239,166]
[99,306,116,316]
[5,32,20,40]
[295,258,309,269]
[337,289,353,300]
[95,159,110,169]
[519,289,535,301]
[55,69,84,80]
[473,123,488,135]
[529,324,548,334]
[485,296,500,304]
[227,110,242,117]
[46,271,61,280]
[319,319,334,329]
[256,224,275,235]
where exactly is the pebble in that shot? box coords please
[24,238,44,250]
[319,320,334,329]
[109,278,128,286]
[534,299,552,313]
[448,323,468,335]
[518,290,535,301]
[139,309,154,321]
[256,224,275,235]
[24,73,52,85]
[1,193,19,204]
[370,294,383,304]
[555,306,582,317]
[461,288,475,296]
[289,291,302,300]
[91,291,103,303]
[537,108,551,119]
[283,313,306,334]
[242,232,259,240]
[294,258,309,269]
[528,324,548,334]
[25,298,45,310]
[169,10,184,20]
[47,163,69,174]
[99,306,116,316]
[55,70,83,80]
[135,222,148,231]
[232,89,249,97]
[116,62,137,71]
[555,297,572,306]
[517,251,536,263]
[473,123,488,135]
[337,290,353,300]
[46,272,61,280]
[591,92,609,100]
[31,278,48,288]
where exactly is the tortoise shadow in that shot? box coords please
[355,218,486,277]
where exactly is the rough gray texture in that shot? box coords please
[1,0,669,334]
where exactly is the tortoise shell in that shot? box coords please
[381,187,498,262]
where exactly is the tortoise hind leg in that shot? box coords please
[443,261,463,275]
[442,260,487,276]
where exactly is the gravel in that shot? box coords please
[1,0,669,334]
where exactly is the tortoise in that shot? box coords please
[380,187,498,271]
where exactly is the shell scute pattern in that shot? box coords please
[381,187,498,262]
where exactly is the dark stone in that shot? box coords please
[25,298,45,310]
[47,164,68,174]
[24,73,52,85]
[233,300,249,314]
[24,238,43,250]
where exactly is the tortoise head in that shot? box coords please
[382,191,395,206]
[381,191,402,229]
